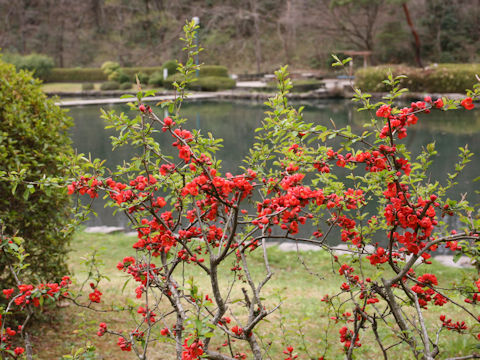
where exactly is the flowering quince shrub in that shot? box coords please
[65,24,480,360]
[4,22,480,359]
[0,233,72,359]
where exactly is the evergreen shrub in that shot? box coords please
[148,71,163,87]
[119,82,132,90]
[100,81,120,90]
[3,52,55,79]
[199,65,229,78]
[164,73,235,91]
[135,72,150,85]
[162,60,178,77]
[356,64,480,93]
[0,58,74,289]
[42,68,107,82]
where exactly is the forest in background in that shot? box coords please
[0,0,479,73]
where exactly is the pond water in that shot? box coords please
[68,99,480,233]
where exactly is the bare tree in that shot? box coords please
[316,0,385,52]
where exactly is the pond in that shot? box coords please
[68,99,480,233]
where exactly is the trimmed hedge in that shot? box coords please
[42,68,107,82]
[199,65,229,78]
[136,72,150,85]
[42,66,164,83]
[122,66,163,79]
[148,71,164,87]
[164,73,236,91]
[119,82,132,90]
[162,60,178,77]
[355,64,480,93]
[194,76,236,91]
[40,64,231,86]
[100,81,120,90]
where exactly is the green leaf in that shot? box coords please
[453,252,463,263]
[121,277,131,294]
[11,182,17,195]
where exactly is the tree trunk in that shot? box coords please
[90,0,103,32]
[249,0,262,73]
[56,17,65,67]
[402,3,423,68]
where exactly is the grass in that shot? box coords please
[40,83,101,92]
[30,231,479,359]
[40,83,165,93]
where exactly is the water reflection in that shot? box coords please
[68,100,480,233]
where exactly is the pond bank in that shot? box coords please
[55,88,468,107]
[51,78,470,107]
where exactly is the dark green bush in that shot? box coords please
[164,73,184,89]
[81,82,94,91]
[122,66,163,78]
[101,62,131,84]
[119,82,132,90]
[101,61,121,79]
[116,71,131,84]
[355,64,480,93]
[42,68,107,82]
[3,52,55,79]
[148,71,163,87]
[162,60,178,77]
[0,58,74,289]
[199,65,229,78]
[136,72,150,85]
[100,81,120,90]
[164,73,235,91]
[42,66,164,83]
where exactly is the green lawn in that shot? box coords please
[40,82,96,92]
[40,82,165,93]
[31,231,479,359]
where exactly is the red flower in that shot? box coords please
[67,184,76,195]
[460,97,474,110]
[14,347,25,355]
[162,116,175,131]
[182,339,204,360]
[117,337,132,351]
[231,325,243,336]
[417,273,438,286]
[376,104,391,118]
[89,289,102,303]
[434,98,444,109]
[2,288,14,299]
[178,146,192,163]
[97,322,107,337]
